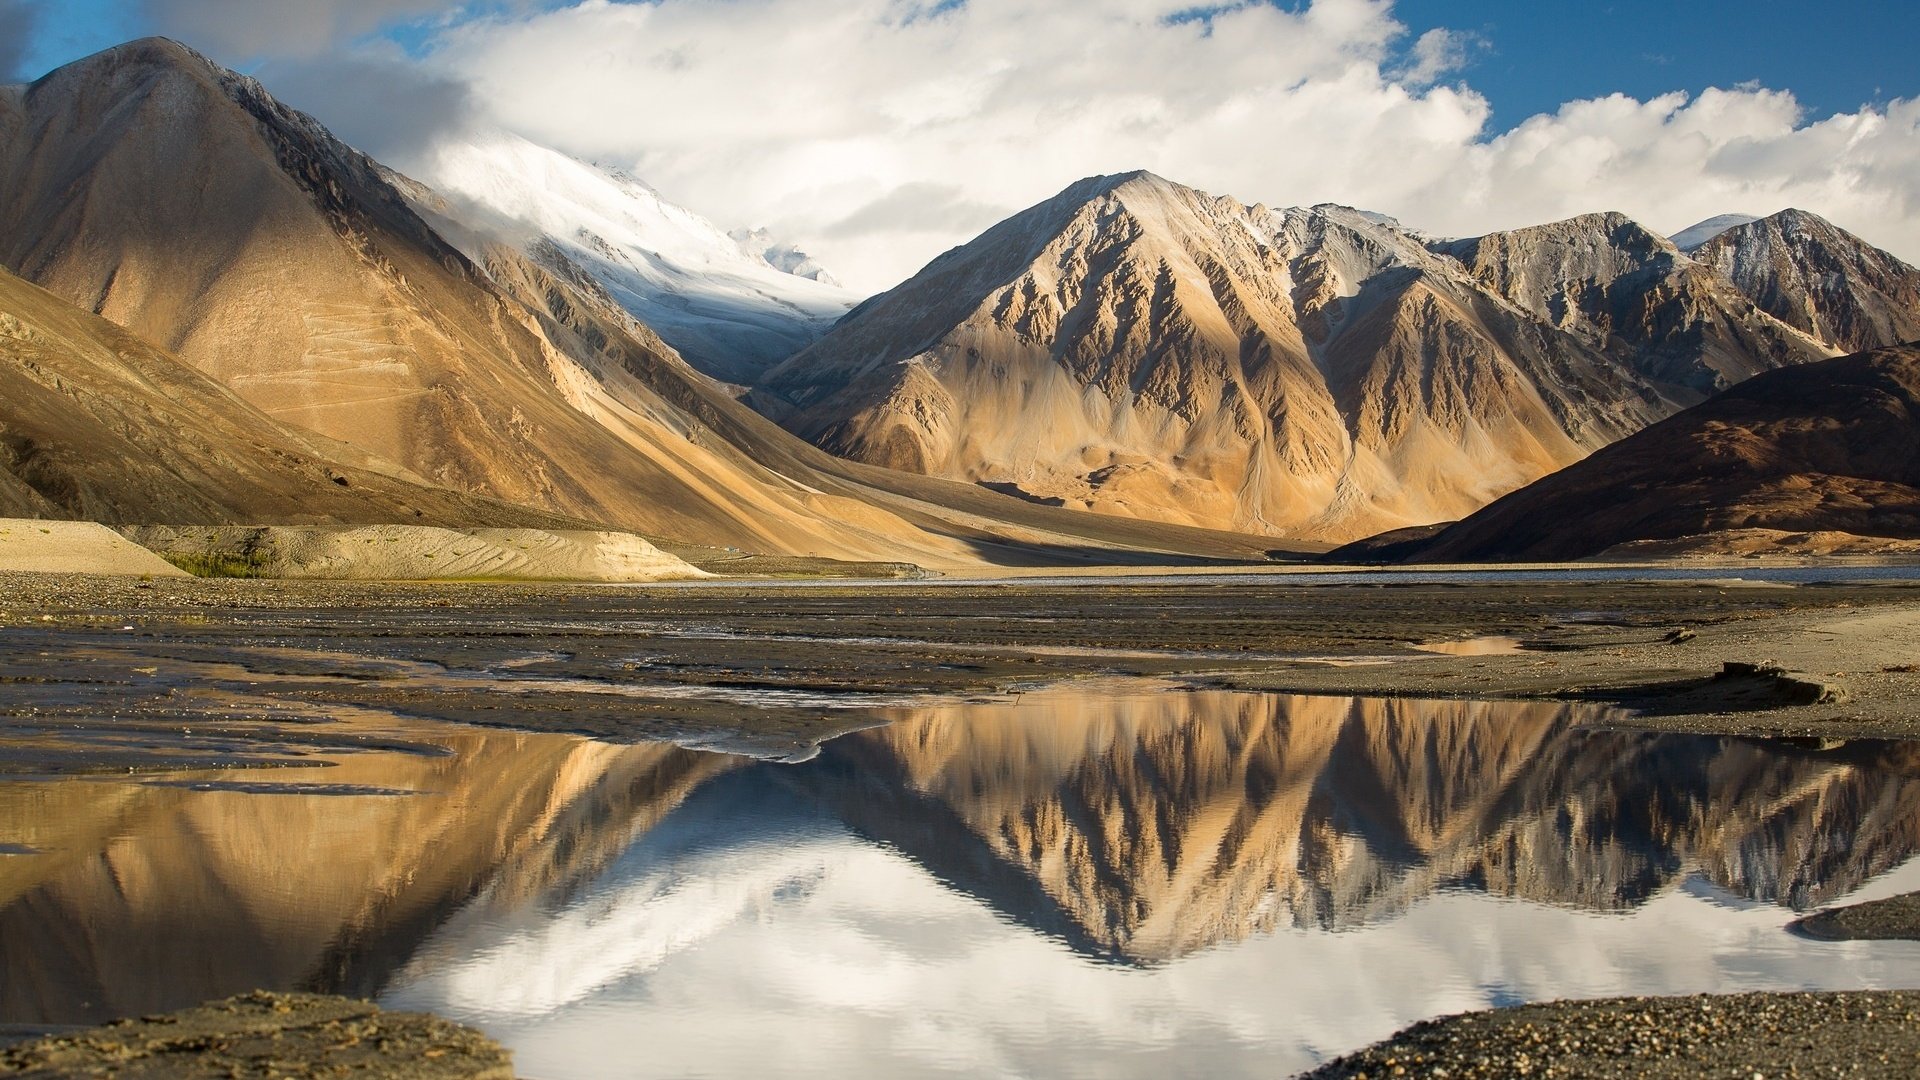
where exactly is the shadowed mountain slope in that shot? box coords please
[1401,344,1920,561]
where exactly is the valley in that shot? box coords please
[2,21,1920,1080]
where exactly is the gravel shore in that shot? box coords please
[1300,991,1920,1078]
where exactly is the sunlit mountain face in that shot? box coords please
[4,686,1918,1076]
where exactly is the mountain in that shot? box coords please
[1670,213,1761,252]
[759,172,1843,541]
[0,40,1276,568]
[798,689,1920,962]
[1396,344,1920,561]
[0,727,735,1022]
[414,132,856,385]
[0,263,573,527]
[1434,211,1827,396]
[1692,208,1920,355]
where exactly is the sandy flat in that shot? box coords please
[125,524,710,582]
[0,520,187,577]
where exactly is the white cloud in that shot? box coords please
[142,0,461,56]
[281,0,1920,294]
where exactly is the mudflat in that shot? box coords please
[2,569,1918,774]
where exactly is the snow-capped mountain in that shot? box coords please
[1669,213,1761,252]
[416,132,858,384]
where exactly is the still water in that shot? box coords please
[4,685,1919,1076]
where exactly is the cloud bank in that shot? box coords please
[144,0,1920,294]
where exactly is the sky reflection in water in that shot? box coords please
[4,685,1920,1077]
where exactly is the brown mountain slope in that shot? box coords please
[804,688,1920,963]
[1693,208,1920,355]
[759,174,1835,542]
[1438,211,1831,396]
[0,40,1278,567]
[0,39,775,546]
[1401,344,1920,562]
[0,264,578,527]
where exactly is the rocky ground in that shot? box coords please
[0,992,511,1078]
[1301,991,1920,1078]
[1796,891,1920,942]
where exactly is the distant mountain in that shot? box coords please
[1670,213,1761,252]
[414,132,856,384]
[1693,208,1920,355]
[0,263,570,527]
[758,172,1861,541]
[1396,344,1920,561]
[1435,211,1825,396]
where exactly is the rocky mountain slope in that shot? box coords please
[414,132,855,385]
[760,173,1913,541]
[0,264,575,527]
[1693,208,1920,354]
[1398,344,1920,561]
[0,40,1275,568]
[803,689,1920,962]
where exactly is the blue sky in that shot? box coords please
[1392,0,1919,125]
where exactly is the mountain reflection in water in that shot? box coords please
[3,685,1918,1076]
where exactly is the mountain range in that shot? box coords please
[756,173,1919,542]
[0,39,1274,569]
[1,37,1917,565]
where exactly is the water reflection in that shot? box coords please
[2,685,1919,1076]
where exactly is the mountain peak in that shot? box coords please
[39,37,216,84]
[1693,207,1920,354]
[1089,169,1175,194]
[1670,213,1761,252]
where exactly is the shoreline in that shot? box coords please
[4,570,1920,1077]
[3,571,1918,747]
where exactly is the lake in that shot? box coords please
[3,683,1918,1076]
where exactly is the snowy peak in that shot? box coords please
[412,132,857,384]
[1670,213,1761,253]
[728,227,841,287]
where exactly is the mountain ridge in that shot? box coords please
[757,171,1912,541]
[1391,343,1920,561]
[0,39,1285,568]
